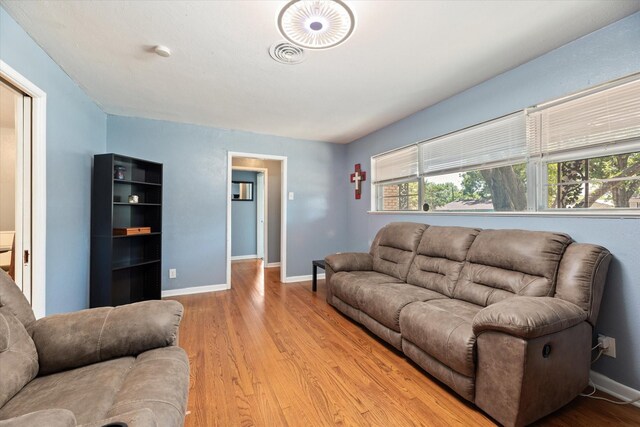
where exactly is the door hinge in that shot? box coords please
[24,250,30,264]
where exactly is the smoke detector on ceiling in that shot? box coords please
[154,45,171,57]
[269,42,305,65]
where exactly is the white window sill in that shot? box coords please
[367,210,640,219]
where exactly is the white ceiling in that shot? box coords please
[2,1,639,143]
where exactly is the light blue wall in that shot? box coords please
[345,13,640,390]
[231,170,258,257]
[0,7,107,315]
[106,115,348,289]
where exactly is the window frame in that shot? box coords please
[420,159,530,213]
[536,141,640,212]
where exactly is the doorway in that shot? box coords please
[227,152,287,286]
[0,79,32,302]
[1,60,47,318]
[230,167,267,262]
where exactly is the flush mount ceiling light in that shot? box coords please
[277,0,355,50]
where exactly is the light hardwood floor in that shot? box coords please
[169,260,640,426]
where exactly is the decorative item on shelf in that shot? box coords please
[128,195,139,204]
[114,165,126,180]
[350,163,366,199]
[113,227,151,236]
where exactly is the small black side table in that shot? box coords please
[312,259,326,292]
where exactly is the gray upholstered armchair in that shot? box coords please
[0,270,189,427]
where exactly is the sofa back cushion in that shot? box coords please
[407,226,480,296]
[0,270,36,329]
[0,307,39,407]
[371,222,427,281]
[453,229,572,307]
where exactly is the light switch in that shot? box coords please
[288,192,294,200]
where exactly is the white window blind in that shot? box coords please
[527,77,640,157]
[372,145,418,184]
[419,112,527,176]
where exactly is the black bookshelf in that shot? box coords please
[90,153,163,307]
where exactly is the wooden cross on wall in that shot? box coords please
[350,163,367,199]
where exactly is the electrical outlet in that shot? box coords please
[598,334,616,358]
[169,269,177,279]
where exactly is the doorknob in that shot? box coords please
[24,250,29,264]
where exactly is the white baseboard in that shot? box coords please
[162,283,229,297]
[283,273,325,283]
[231,254,258,261]
[590,370,640,408]
[266,262,281,268]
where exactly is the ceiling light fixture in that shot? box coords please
[277,0,355,50]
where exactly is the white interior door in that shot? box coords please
[256,172,265,260]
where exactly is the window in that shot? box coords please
[372,145,419,211]
[545,151,640,209]
[371,74,640,214]
[529,74,640,211]
[419,112,527,212]
[378,181,420,211]
[422,163,527,212]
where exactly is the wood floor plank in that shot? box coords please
[170,260,640,427]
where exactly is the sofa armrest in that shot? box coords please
[30,300,183,375]
[0,409,76,427]
[79,408,157,427]
[472,297,587,339]
[325,253,372,272]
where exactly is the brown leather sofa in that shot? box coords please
[0,270,189,427]
[325,222,611,427]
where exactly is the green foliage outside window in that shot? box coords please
[547,152,640,208]
[423,164,527,211]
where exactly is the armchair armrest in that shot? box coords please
[472,297,587,339]
[30,300,183,375]
[325,252,372,272]
[0,409,76,427]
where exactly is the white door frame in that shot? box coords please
[0,60,47,319]
[255,171,266,260]
[231,166,268,263]
[227,152,287,286]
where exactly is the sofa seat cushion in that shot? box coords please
[105,346,189,425]
[399,299,483,377]
[357,283,447,332]
[0,357,135,424]
[332,271,402,309]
